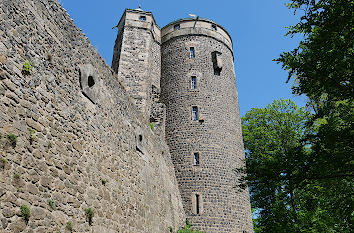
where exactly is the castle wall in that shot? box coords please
[161,23,253,232]
[0,1,185,232]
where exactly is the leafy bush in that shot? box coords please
[66,221,73,231]
[22,60,33,75]
[149,122,155,131]
[20,205,31,222]
[170,219,205,233]
[7,133,18,148]
[28,128,37,143]
[48,199,55,209]
[85,208,94,226]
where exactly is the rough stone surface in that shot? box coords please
[160,22,253,232]
[111,9,253,233]
[0,0,185,232]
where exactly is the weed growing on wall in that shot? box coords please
[48,200,55,209]
[85,208,94,226]
[149,122,155,131]
[22,60,33,75]
[28,128,37,144]
[66,221,73,231]
[7,133,17,148]
[20,205,31,222]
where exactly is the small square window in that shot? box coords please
[211,24,217,31]
[192,106,198,121]
[174,24,180,30]
[190,47,195,58]
[191,76,197,89]
[194,153,200,166]
[139,16,146,21]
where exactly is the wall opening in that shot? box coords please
[174,24,180,30]
[211,51,222,76]
[194,152,200,166]
[190,47,195,58]
[139,134,143,142]
[192,106,198,121]
[191,76,197,89]
[88,76,95,88]
[211,24,217,31]
[139,15,146,21]
[195,194,200,215]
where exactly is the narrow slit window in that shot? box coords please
[139,16,146,21]
[190,47,195,58]
[195,194,200,215]
[194,153,200,166]
[192,106,198,121]
[191,76,197,89]
[174,24,180,30]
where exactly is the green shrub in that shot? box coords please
[172,219,205,233]
[20,205,31,222]
[22,60,33,75]
[28,128,37,143]
[48,199,55,209]
[0,157,7,168]
[7,133,18,148]
[66,221,73,231]
[101,178,108,185]
[149,122,155,131]
[85,208,94,226]
[14,172,20,179]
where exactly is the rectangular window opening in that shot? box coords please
[190,47,195,58]
[191,76,197,89]
[211,24,217,31]
[192,106,198,121]
[174,24,180,30]
[194,153,200,166]
[139,16,146,21]
[196,194,200,215]
[212,51,222,76]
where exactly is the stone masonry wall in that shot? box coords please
[112,10,165,137]
[0,0,185,232]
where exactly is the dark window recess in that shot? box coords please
[139,16,146,21]
[194,153,200,165]
[191,76,197,89]
[192,106,198,121]
[88,76,95,87]
[196,194,200,215]
[190,47,195,58]
[211,24,217,31]
[174,24,180,30]
[139,134,143,142]
[211,51,222,75]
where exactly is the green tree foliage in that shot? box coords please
[272,0,354,229]
[239,99,353,232]
[275,0,353,184]
[240,99,311,232]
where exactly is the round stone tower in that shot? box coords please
[160,18,253,232]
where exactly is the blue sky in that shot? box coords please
[60,0,307,116]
